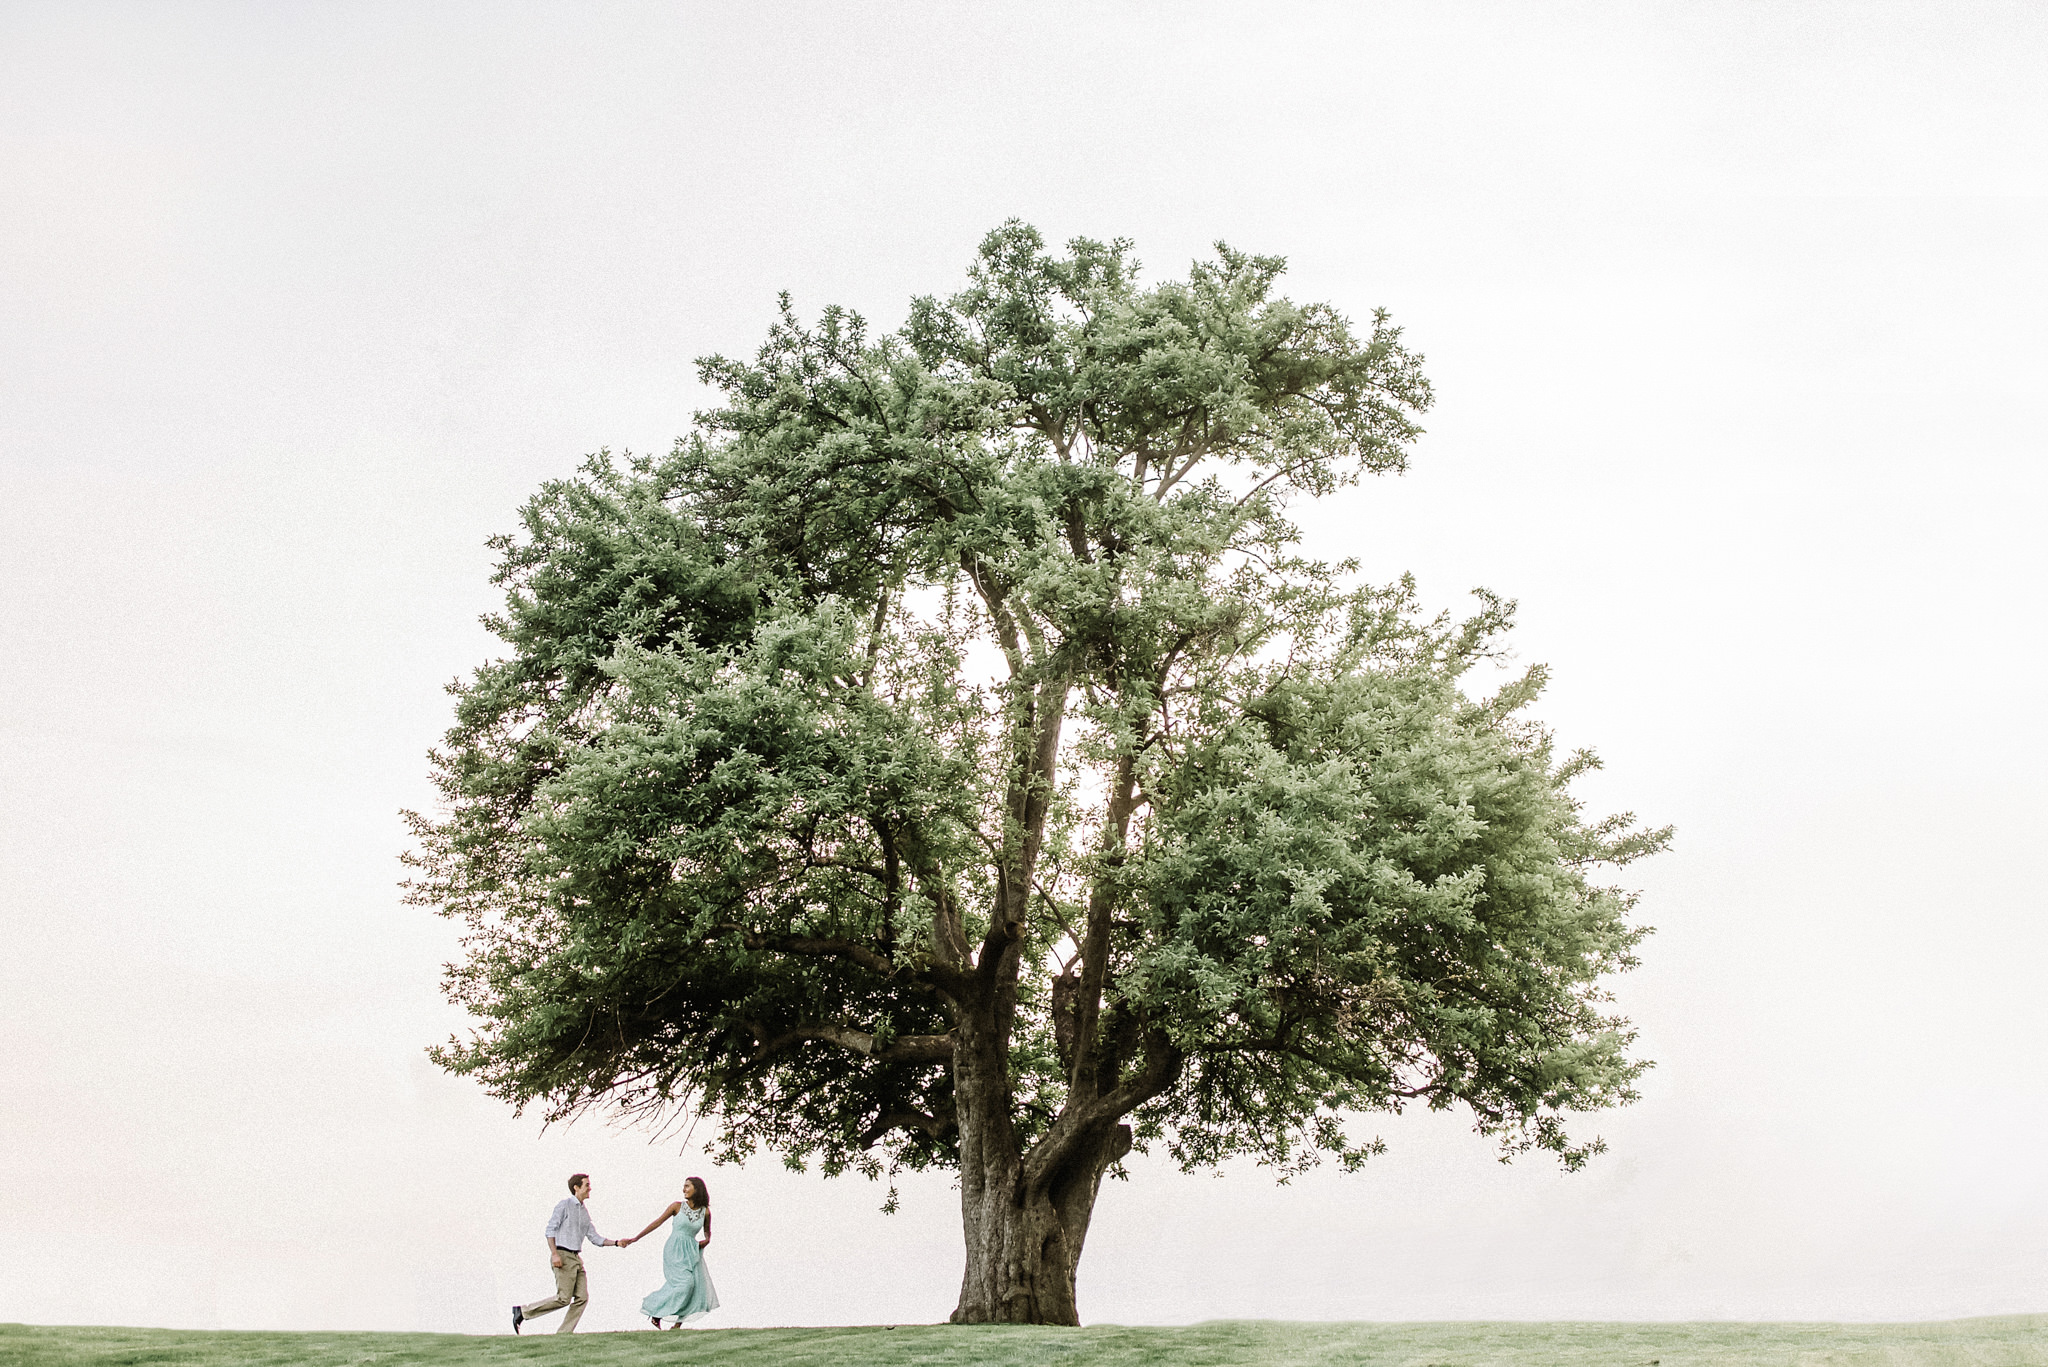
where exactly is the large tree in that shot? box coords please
[406,223,1669,1325]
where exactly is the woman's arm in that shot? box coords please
[626,1202,682,1244]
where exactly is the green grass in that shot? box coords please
[3,1319,2045,1367]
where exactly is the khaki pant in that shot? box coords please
[521,1248,588,1333]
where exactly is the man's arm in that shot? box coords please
[543,1200,569,1266]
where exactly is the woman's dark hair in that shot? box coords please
[685,1175,711,1236]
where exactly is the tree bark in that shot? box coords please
[945,963,1138,1326]
[950,1110,1131,1324]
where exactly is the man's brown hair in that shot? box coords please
[568,1173,589,1194]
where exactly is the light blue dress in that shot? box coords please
[640,1205,719,1323]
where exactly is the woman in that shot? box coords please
[623,1176,719,1328]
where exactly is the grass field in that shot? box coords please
[3,1318,2045,1367]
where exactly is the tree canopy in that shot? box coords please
[406,222,1669,1324]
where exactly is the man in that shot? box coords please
[512,1173,622,1333]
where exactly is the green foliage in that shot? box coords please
[406,221,1668,1196]
[1130,583,1653,1174]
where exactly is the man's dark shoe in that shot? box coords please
[512,1306,524,1334]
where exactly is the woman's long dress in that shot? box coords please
[639,1205,719,1323]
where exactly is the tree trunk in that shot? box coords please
[950,1107,1132,1326]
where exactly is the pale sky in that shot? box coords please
[3,0,2044,1334]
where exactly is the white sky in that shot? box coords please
[3,0,2044,1334]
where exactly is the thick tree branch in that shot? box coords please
[715,922,964,1002]
[1063,498,1094,564]
[714,924,898,977]
[979,672,1072,980]
[860,1100,958,1149]
[1023,1032,1185,1193]
[1068,750,1140,1102]
[804,856,890,881]
[962,551,1025,676]
[861,589,892,688]
[742,1021,956,1069]
[894,830,972,987]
